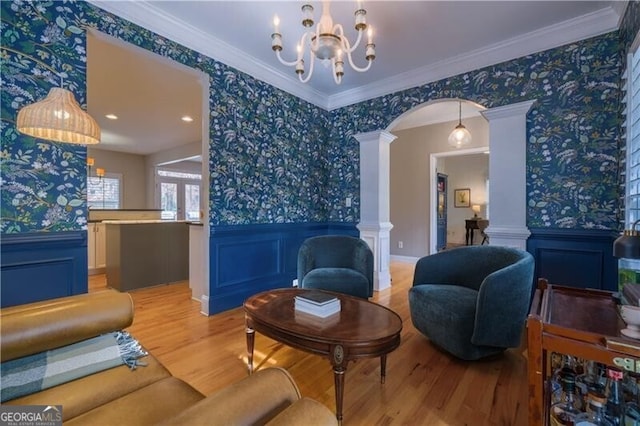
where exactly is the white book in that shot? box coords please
[295,297,340,311]
[294,300,341,318]
[294,291,339,306]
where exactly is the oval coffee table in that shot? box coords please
[244,288,403,425]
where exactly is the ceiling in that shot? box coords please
[86,1,626,155]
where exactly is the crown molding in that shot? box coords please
[86,0,328,109]
[327,6,621,110]
[88,1,621,112]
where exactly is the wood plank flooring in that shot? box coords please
[89,262,528,425]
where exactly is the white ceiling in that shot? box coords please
[86,0,626,155]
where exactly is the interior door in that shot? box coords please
[436,173,447,251]
[160,180,201,221]
[160,182,178,220]
[184,183,200,221]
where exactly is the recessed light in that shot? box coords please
[181,116,194,122]
[105,114,118,120]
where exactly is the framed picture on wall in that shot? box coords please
[454,188,471,208]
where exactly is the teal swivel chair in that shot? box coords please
[408,245,535,360]
[297,235,374,299]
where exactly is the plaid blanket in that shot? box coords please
[1,331,147,402]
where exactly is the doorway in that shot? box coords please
[86,30,211,311]
[386,99,488,259]
[361,99,534,280]
[430,147,490,253]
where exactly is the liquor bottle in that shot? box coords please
[578,361,606,398]
[551,371,583,425]
[575,392,615,426]
[553,355,580,404]
[605,368,625,426]
[624,373,640,426]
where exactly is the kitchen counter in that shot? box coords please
[105,221,188,291]
[89,209,163,222]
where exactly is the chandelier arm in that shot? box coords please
[298,53,315,83]
[309,22,322,55]
[276,50,299,67]
[345,52,373,73]
[337,25,364,54]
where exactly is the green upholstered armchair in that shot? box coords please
[297,235,374,299]
[408,245,534,360]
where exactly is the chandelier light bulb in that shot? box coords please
[271,0,375,84]
[273,15,280,32]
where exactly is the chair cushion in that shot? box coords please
[302,268,370,298]
[408,284,504,360]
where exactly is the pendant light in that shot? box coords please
[448,101,472,148]
[17,83,100,145]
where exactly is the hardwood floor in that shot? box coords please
[89,262,528,425]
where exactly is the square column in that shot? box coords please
[480,100,536,249]
[355,130,397,291]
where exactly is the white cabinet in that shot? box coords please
[88,222,106,273]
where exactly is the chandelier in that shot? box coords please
[271,1,376,84]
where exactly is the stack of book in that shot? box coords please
[623,283,640,306]
[294,291,341,318]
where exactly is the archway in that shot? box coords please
[355,99,535,291]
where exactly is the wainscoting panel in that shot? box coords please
[208,222,358,314]
[526,228,619,292]
[0,231,88,307]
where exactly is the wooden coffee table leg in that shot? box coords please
[333,365,346,425]
[245,318,255,375]
[331,344,347,425]
[380,354,387,384]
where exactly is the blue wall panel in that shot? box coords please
[1,232,88,307]
[208,222,358,314]
[527,228,618,292]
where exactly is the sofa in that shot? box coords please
[0,290,338,425]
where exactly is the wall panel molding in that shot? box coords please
[1,232,88,307]
[208,222,358,314]
[527,228,618,292]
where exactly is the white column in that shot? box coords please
[480,100,536,249]
[355,130,397,291]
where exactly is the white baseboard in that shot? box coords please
[390,255,419,264]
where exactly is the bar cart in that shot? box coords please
[527,279,640,425]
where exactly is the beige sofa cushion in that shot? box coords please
[160,367,302,426]
[1,290,134,361]
[5,354,171,421]
[65,377,204,426]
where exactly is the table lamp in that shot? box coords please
[472,204,481,218]
[614,219,640,259]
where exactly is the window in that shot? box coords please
[627,42,640,227]
[88,174,122,209]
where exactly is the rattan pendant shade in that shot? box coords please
[17,87,100,145]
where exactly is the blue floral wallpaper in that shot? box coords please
[0,0,632,234]
[1,1,90,233]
